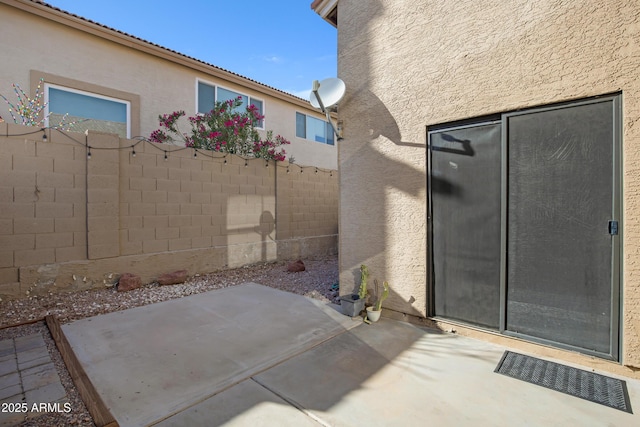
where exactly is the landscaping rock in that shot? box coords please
[118,273,142,292]
[158,270,188,286]
[287,259,306,273]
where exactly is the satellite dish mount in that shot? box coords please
[310,78,345,140]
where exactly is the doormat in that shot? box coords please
[495,351,632,413]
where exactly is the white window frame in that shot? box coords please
[295,111,335,145]
[44,83,131,138]
[195,78,217,116]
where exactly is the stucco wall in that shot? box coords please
[0,124,338,298]
[0,2,337,169]
[336,0,640,368]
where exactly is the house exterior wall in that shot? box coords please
[0,124,338,298]
[0,1,337,169]
[334,0,640,372]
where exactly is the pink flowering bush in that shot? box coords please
[149,97,289,162]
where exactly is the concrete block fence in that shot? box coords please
[0,124,338,299]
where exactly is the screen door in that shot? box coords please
[505,98,619,358]
[429,96,620,360]
[429,122,502,329]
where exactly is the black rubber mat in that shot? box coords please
[495,351,632,413]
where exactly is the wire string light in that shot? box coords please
[4,127,338,177]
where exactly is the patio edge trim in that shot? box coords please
[45,315,119,427]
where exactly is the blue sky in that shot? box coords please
[45,0,337,99]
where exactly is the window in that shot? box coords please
[217,87,248,111]
[197,81,215,115]
[295,112,334,145]
[46,85,130,138]
[197,81,264,128]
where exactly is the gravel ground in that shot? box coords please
[0,255,339,427]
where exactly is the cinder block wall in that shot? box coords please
[275,164,340,260]
[0,123,338,298]
[336,0,640,372]
[117,138,277,255]
[0,124,87,294]
[276,165,339,240]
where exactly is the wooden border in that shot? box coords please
[0,317,45,331]
[45,315,119,427]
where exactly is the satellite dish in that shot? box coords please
[310,78,346,110]
[309,77,345,141]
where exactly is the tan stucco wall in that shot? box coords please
[0,1,337,169]
[336,0,640,370]
[0,124,337,298]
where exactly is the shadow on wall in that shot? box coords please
[224,192,277,267]
[351,87,425,148]
[339,86,426,315]
[336,0,430,317]
[258,210,276,262]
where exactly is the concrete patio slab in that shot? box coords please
[154,379,321,427]
[62,283,358,427]
[62,283,640,426]
[254,319,640,427]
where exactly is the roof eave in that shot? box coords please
[311,0,338,28]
